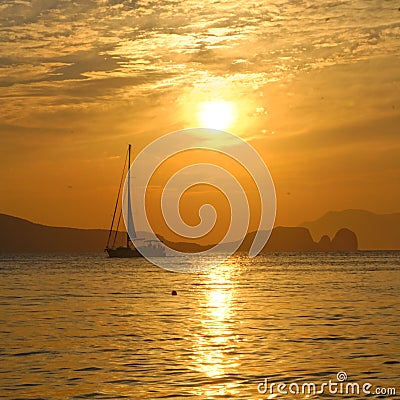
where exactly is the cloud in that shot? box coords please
[0,0,399,135]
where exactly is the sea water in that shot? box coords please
[0,252,399,399]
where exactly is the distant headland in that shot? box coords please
[1,210,399,253]
[301,209,400,250]
[0,213,368,254]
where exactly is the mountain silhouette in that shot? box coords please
[237,226,357,253]
[0,213,115,253]
[301,209,400,250]
[0,213,358,253]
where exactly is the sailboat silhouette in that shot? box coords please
[105,144,166,258]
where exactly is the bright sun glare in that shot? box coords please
[198,100,234,131]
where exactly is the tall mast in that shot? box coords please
[105,147,128,250]
[127,144,131,248]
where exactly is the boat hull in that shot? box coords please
[106,246,166,258]
[106,247,142,258]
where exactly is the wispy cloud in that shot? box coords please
[1,0,399,121]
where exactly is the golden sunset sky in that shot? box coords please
[0,0,399,230]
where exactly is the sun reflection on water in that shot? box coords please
[190,261,241,396]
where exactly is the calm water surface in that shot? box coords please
[0,252,399,399]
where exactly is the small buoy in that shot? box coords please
[171,290,177,296]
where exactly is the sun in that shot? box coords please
[198,100,234,130]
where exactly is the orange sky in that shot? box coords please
[0,0,399,231]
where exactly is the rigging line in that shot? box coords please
[106,147,128,248]
[112,208,123,248]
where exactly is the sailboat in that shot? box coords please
[105,144,166,258]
